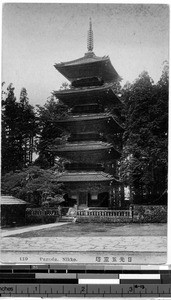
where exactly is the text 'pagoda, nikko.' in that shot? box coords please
[53,19,125,209]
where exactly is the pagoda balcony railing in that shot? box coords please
[77,209,132,218]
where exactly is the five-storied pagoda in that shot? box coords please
[53,19,125,210]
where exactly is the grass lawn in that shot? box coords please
[9,222,167,238]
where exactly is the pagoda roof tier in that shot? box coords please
[54,52,120,85]
[55,113,124,134]
[50,141,119,151]
[57,171,120,184]
[47,141,121,163]
[53,83,122,107]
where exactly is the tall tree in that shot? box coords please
[120,69,168,204]
[18,87,37,166]
[149,62,168,201]
[35,95,69,169]
[1,84,37,173]
[1,84,20,173]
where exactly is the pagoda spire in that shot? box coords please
[87,18,94,52]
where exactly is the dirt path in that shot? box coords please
[1,222,69,237]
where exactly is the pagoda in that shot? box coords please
[52,19,125,209]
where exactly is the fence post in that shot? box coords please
[129,205,133,219]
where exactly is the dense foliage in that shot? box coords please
[1,84,37,173]
[35,96,69,169]
[1,166,64,207]
[1,92,67,207]
[120,63,168,204]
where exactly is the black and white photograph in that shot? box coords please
[1,3,169,266]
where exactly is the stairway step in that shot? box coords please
[59,216,76,222]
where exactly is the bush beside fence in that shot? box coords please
[26,208,60,224]
[132,205,167,223]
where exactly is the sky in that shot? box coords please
[2,3,169,106]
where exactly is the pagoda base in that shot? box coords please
[64,191,121,210]
[57,171,125,209]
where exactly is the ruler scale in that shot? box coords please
[0,265,171,297]
[1,283,171,297]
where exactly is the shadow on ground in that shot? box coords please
[7,223,167,238]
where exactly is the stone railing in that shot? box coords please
[77,209,132,218]
[76,209,133,223]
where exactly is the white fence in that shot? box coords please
[77,209,132,218]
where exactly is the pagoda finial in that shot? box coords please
[87,18,94,52]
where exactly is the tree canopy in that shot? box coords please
[35,95,69,169]
[1,166,64,207]
[1,84,38,173]
[120,64,168,204]
[1,89,67,207]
